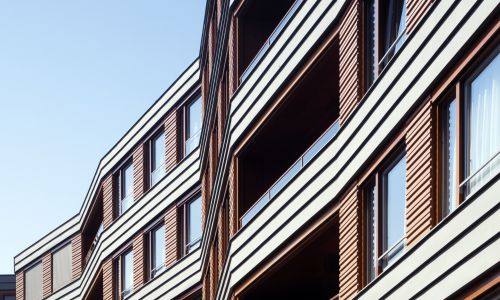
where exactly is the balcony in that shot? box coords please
[84,223,103,265]
[241,121,339,226]
[238,215,339,299]
[237,35,339,229]
[236,0,299,82]
[239,0,303,82]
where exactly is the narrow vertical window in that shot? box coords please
[118,162,134,215]
[365,0,407,89]
[463,53,500,196]
[117,250,134,299]
[364,151,406,283]
[442,98,457,217]
[24,263,42,300]
[184,195,202,254]
[150,132,165,186]
[184,96,202,156]
[150,224,166,279]
[380,154,406,270]
[52,243,73,291]
[365,181,377,284]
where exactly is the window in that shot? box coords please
[52,243,73,291]
[117,161,133,215]
[181,194,202,256]
[116,249,134,299]
[183,96,202,157]
[4,296,15,300]
[365,152,406,283]
[150,131,165,187]
[24,263,42,300]
[365,0,407,88]
[149,223,166,279]
[439,50,499,218]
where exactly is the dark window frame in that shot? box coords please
[115,158,134,217]
[148,128,166,189]
[114,246,133,300]
[147,220,166,280]
[178,89,202,160]
[178,190,203,257]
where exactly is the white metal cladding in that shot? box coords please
[15,59,200,271]
[214,0,498,298]
[52,243,72,292]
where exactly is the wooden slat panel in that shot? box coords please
[165,205,178,267]
[42,253,52,298]
[228,162,237,237]
[339,184,361,299]
[407,0,433,33]
[133,233,145,290]
[103,259,114,300]
[71,233,82,280]
[103,174,114,229]
[133,143,146,201]
[164,111,178,172]
[16,272,23,300]
[339,0,362,126]
[405,99,435,247]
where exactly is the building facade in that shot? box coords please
[0,275,15,300]
[15,0,499,299]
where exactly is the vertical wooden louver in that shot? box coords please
[405,99,435,247]
[165,205,178,267]
[406,0,433,34]
[339,184,361,299]
[164,111,178,172]
[133,233,145,290]
[339,0,362,126]
[71,233,82,280]
[133,144,147,201]
[42,253,52,298]
[102,259,114,300]
[16,272,23,300]
[103,174,114,230]
[228,162,237,237]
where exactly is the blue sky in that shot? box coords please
[0,0,205,274]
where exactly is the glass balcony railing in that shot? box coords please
[185,130,201,156]
[239,0,303,82]
[240,121,340,226]
[150,165,165,187]
[84,223,103,265]
[460,150,500,199]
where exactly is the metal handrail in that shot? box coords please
[378,31,406,70]
[459,150,500,188]
[240,120,340,226]
[239,0,303,82]
[84,223,103,265]
[378,237,404,264]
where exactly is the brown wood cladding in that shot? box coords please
[339,0,362,126]
[405,99,435,247]
[406,0,433,34]
[228,162,237,237]
[71,234,83,280]
[103,258,114,300]
[103,174,115,229]
[133,144,147,201]
[132,233,145,290]
[339,184,361,299]
[165,205,178,267]
[164,111,178,172]
[15,272,23,300]
[42,253,52,298]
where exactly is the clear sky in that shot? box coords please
[0,0,205,274]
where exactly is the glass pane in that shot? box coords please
[379,0,407,70]
[52,243,72,291]
[188,196,202,251]
[123,163,133,199]
[152,225,166,275]
[152,133,165,171]
[123,251,134,295]
[382,155,406,267]
[443,98,457,217]
[187,97,202,139]
[25,263,42,300]
[466,53,500,195]
[366,182,377,283]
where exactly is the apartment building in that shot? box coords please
[14,0,499,299]
[0,275,15,300]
